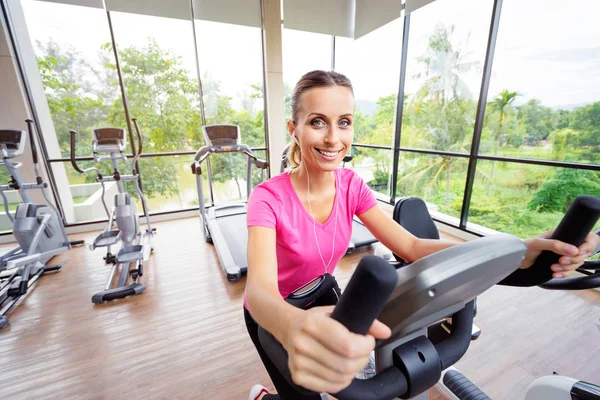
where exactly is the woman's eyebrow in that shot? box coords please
[307,113,353,119]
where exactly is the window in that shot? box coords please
[481,0,600,166]
[109,11,202,153]
[195,20,266,148]
[468,161,600,238]
[396,152,467,220]
[400,0,494,153]
[346,147,393,197]
[21,0,126,159]
[282,28,332,122]
[335,18,403,147]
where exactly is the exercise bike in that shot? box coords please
[0,119,81,329]
[69,118,154,304]
[257,195,600,399]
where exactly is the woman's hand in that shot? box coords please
[283,305,391,394]
[521,230,600,278]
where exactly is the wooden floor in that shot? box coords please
[0,216,599,399]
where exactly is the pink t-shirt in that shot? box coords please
[244,168,378,309]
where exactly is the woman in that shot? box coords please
[244,70,599,400]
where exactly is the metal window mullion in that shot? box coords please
[259,0,271,179]
[459,0,504,228]
[390,13,411,204]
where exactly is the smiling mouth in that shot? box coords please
[315,148,343,157]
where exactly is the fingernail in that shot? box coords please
[561,259,572,265]
[555,273,564,279]
[566,246,578,254]
[553,266,563,272]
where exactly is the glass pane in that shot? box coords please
[481,0,600,165]
[63,160,131,223]
[110,11,203,152]
[401,0,494,153]
[346,147,393,198]
[335,18,403,146]
[64,154,196,221]
[21,0,126,159]
[396,152,468,220]
[468,161,600,238]
[176,149,269,209]
[282,28,332,121]
[61,149,270,222]
[283,28,332,88]
[195,19,266,148]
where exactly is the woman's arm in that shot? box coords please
[245,226,302,345]
[357,204,600,278]
[246,225,391,393]
[356,205,458,263]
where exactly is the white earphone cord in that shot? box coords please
[303,161,338,275]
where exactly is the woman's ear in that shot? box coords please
[287,120,295,137]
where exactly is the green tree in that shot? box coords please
[528,168,600,213]
[414,23,477,110]
[549,128,581,161]
[488,90,519,186]
[395,24,480,207]
[101,40,202,199]
[36,41,111,157]
[517,99,558,144]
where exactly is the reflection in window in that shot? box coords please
[481,0,600,166]
[400,0,493,153]
[21,0,126,159]
[335,18,403,146]
[195,20,265,147]
[469,161,600,238]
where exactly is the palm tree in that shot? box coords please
[398,24,482,208]
[488,90,519,190]
[414,23,478,110]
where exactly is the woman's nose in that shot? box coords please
[324,127,341,145]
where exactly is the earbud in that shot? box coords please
[292,132,300,145]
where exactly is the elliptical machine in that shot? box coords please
[69,118,154,304]
[0,119,79,329]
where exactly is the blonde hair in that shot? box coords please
[287,70,354,169]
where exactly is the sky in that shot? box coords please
[18,0,600,111]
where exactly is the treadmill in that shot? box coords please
[191,125,269,282]
[280,143,378,254]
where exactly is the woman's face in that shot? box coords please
[289,85,354,173]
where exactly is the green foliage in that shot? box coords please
[528,168,600,213]
[549,128,580,160]
[36,38,266,203]
[367,168,390,193]
[517,99,558,143]
[32,27,600,239]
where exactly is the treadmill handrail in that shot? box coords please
[191,144,268,175]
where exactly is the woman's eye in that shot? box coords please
[311,119,326,127]
[339,119,351,127]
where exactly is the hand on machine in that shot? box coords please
[257,195,600,400]
[0,119,81,329]
[69,118,154,304]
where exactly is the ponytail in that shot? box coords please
[287,140,302,169]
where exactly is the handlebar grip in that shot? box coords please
[69,130,85,174]
[25,119,38,164]
[132,118,143,156]
[500,195,600,287]
[331,255,398,334]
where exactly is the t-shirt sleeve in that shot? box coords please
[353,172,378,216]
[247,185,278,229]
